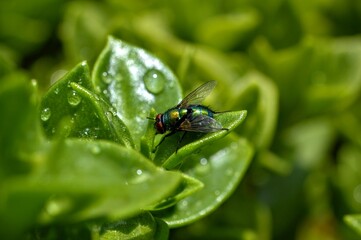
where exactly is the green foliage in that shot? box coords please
[0,37,250,239]
[2,0,361,239]
[344,214,361,237]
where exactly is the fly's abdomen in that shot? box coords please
[190,105,214,118]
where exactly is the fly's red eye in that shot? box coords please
[155,114,165,134]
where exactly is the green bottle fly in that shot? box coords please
[153,81,227,152]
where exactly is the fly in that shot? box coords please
[152,80,228,152]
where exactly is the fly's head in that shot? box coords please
[155,113,166,134]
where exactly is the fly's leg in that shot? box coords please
[176,132,187,153]
[152,130,177,153]
[173,109,193,153]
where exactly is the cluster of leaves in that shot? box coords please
[2,0,361,239]
[1,37,251,239]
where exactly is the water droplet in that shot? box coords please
[143,69,165,94]
[180,200,189,209]
[200,158,208,166]
[216,195,223,202]
[54,87,60,95]
[84,128,91,136]
[130,170,150,184]
[102,72,111,84]
[109,107,118,116]
[41,108,51,121]
[105,111,113,120]
[67,90,82,106]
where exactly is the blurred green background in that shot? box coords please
[1,0,361,239]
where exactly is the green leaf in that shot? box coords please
[70,82,134,148]
[92,36,182,149]
[95,213,170,240]
[98,212,156,240]
[0,0,62,55]
[40,61,134,147]
[284,118,335,169]
[230,71,278,150]
[148,173,204,211]
[344,214,361,237]
[0,76,43,177]
[304,37,361,114]
[18,139,181,222]
[0,77,47,238]
[154,218,170,240]
[195,9,261,51]
[157,110,247,169]
[29,224,91,240]
[140,108,157,159]
[154,135,254,227]
[334,144,361,212]
[60,1,107,65]
[251,37,361,120]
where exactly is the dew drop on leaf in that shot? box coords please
[108,107,117,116]
[82,128,91,137]
[41,107,51,121]
[195,160,211,175]
[200,158,208,166]
[143,69,166,94]
[179,200,189,209]
[102,71,111,84]
[67,90,82,106]
[136,169,143,175]
[130,170,151,184]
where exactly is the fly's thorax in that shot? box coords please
[163,108,186,129]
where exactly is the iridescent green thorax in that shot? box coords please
[162,105,214,131]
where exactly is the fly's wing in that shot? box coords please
[178,115,223,133]
[177,81,216,108]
